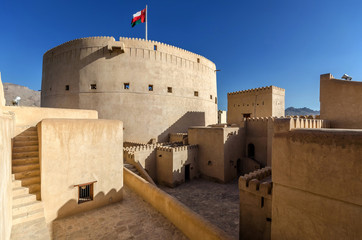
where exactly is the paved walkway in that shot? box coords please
[52,186,188,240]
[160,178,239,239]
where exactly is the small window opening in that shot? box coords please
[159,154,162,157]
[154,45,157,51]
[149,84,153,91]
[194,91,198,97]
[90,84,97,90]
[210,95,212,99]
[248,143,255,159]
[124,83,129,90]
[65,85,69,91]
[77,182,94,204]
[215,97,217,104]
[208,160,212,166]
[167,87,172,93]
[243,113,251,118]
[261,197,264,208]
[197,58,200,63]
[50,87,52,91]
[266,218,272,222]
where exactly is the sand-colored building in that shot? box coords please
[41,37,218,143]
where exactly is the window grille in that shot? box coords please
[74,181,96,204]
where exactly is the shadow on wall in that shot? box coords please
[52,188,123,238]
[158,111,205,142]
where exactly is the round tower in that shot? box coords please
[41,37,218,142]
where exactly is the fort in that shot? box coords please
[41,37,218,143]
[0,35,361,240]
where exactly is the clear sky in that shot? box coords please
[1,0,362,111]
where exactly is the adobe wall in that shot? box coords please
[38,119,123,223]
[320,73,362,128]
[3,106,98,135]
[169,133,188,144]
[227,86,285,125]
[239,167,272,240]
[271,128,362,239]
[188,126,243,182]
[156,145,198,187]
[124,168,233,240]
[0,112,14,240]
[41,37,218,143]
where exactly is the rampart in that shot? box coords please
[169,133,188,144]
[41,36,218,143]
[239,167,272,240]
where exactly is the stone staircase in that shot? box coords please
[11,127,45,226]
[124,163,141,176]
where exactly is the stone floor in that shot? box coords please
[51,186,188,239]
[159,178,239,239]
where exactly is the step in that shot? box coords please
[12,151,38,159]
[34,191,41,201]
[12,164,40,173]
[17,129,38,137]
[27,183,41,194]
[13,140,38,147]
[13,145,39,153]
[13,194,37,205]
[13,169,40,180]
[12,187,29,197]
[12,208,44,225]
[12,157,39,166]
[13,200,43,216]
[12,180,22,188]
[13,135,38,142]
[20,176,40,186]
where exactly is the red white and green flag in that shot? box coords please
[131,8,146,27]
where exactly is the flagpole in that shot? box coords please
[145,5,148,40]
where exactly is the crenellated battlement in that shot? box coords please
[243,117,277,122]
[239,167,272,199]
[156,144,198,153]
[228,86,284,96]
[273,117,329,133]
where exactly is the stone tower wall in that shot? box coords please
[41,37,218,142]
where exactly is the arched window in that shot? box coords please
[248,143,255,159]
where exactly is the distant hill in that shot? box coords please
[285,107,319,116]
[3,83,40,107]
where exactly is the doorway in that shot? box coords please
[248,143,255,159]
[185,164,190,181]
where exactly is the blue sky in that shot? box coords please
[1,0,362,110]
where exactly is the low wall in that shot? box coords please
[39,119,123,223]
[0,111,14,240]
[124,168,233,240]
[272,128,362,239]
[3,106,98,135]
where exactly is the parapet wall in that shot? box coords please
[273,117,329,134]
[239,167,272,199]
[157,145,198,153]
[228,86,284,96]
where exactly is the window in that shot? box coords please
[210,95,212,99]
[65,85,69,91]
[76,182,96,204]
[154,45,157,51]
[197,58,200,63]
[243,113,251,118]
[167,87,172,93]
[124,83,129,90]
[90,84,97,90]
[149,84,153,91]
[194,91,198,97]
[248,143,255,159]
[50,87,52,91]
[215,97,217,104]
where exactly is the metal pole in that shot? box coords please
[146,5,148,40]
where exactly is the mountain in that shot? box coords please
[3,83,40,107]
[285,107,320,116]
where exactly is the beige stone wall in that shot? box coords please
[0,112,14,240]
[320,73,362,128]
[41,37,218,143]
[3,106,98,135]
[227,86,285,125]
[239,167,272,240]
[169,133,188,143]
[0,72,5,106]
[39,119,123,223]
[156,145,198,187]
[124,168,233,240]
[271,128,362,239]
[188,126,243,182]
